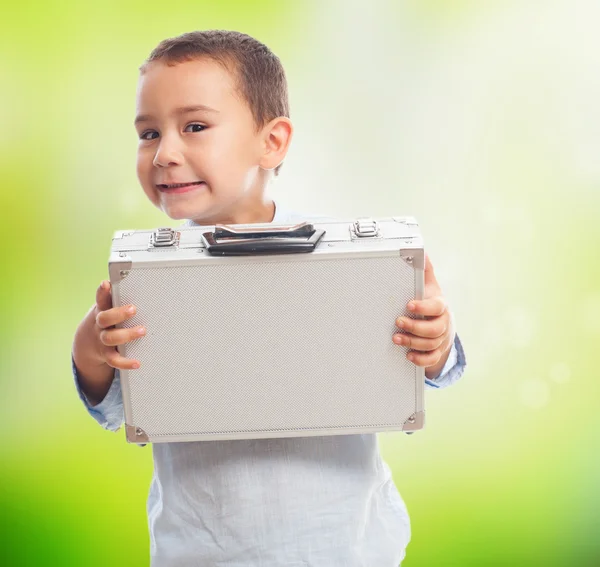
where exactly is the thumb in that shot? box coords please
[95,280,113,312]
[424,253,436,285]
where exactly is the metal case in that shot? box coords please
[108,217,425,444]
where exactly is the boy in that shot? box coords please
[71,30,467,566]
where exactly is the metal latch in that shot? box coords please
[149,227,179,248]
[353,218,379,237]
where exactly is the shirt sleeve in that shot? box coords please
[424,332,467,390]
[72,354,125,432]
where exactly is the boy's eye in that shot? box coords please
[140,130,158,141]
[184,123,206,133]
[138,124,205,140]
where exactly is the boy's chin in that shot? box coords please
[161,205,196,221]
[160,197,212,221]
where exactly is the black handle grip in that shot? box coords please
[201,222,326,256]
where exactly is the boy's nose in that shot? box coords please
[153,142,184,168]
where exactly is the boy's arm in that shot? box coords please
[72,354,124,432]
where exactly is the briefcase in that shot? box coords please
[108,216,426,444]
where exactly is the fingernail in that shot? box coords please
[137,327,146,335]
[397,319,405,328]
[132,362,140,369]
[408,302,416,311]
[126,305,135,314]
[408,353,414,362]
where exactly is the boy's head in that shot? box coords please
[135,30,292,224]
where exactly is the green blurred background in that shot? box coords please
[1,0,598,565]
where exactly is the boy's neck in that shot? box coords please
[189,197,276,226]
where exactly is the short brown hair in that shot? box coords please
[141,30,289,175]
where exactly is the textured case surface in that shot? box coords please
[109,217,425,443]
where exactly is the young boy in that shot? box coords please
[71,30,467,566]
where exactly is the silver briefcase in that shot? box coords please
[108,217,426,444]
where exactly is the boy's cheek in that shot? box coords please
[135,156,147,184]
[205,154,256,193]
[139,182,160,207]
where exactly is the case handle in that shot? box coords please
[201,222,326,256]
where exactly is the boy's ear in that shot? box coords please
[259,117,293,171]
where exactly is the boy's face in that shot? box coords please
[134,58,268,223]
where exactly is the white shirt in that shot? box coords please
[73,202,467,566]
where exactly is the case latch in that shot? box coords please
[353,218,379,237]
[149,227,179,248]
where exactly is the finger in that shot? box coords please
[100,326,146,347]
[96,304,137,329]
[406,348,443,368]
[407,296,447,317]
[395,314,448,339]
[104,347,141,370]
[392,332,445,352]
[96,280,113,312]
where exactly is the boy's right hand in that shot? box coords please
[72,280,145,405]
[92,280,145,370]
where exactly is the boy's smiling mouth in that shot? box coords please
[157,181,206,194]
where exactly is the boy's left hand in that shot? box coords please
[392,254,455,380]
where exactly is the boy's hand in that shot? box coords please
[92,280,145,370]
[72,280,145,405]
[392,254,454,380]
